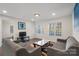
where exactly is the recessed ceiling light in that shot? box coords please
[2,10,7,13]
[34,12,40,17]
[52,13,56,16]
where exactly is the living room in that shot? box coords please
[1,3,73,42]
[0,3,79,56]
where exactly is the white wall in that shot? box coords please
[34,15,72,42]
[0,18,2,47]
[2,16,35,40]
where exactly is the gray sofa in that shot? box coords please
[47,36,79,56]
[2,38,41,56]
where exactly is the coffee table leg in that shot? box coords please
[33,44,36,47]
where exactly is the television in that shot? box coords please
[19,32,26,37]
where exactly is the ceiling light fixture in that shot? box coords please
[52,13,56,16]
[34,12,40,17]
[2,10,7,13]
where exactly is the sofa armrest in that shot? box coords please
[16,48,28,56]
[3,38,24,52]
[29,46,41,56]
[57,38,66,43]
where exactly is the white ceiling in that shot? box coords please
[0,3,75,21]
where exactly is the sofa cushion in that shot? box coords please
[49,41,66,52]
[16,48,28,56]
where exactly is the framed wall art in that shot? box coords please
[18,22,26,30]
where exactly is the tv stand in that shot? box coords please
[18,32,30,42]
[17,36,30,42]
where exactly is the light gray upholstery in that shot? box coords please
[47,41,66,56]
[2,38,41,56]
[66,36,78,50]
[47,36,79,56]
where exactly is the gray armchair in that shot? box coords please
[47,36,79,56]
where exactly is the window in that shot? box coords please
[49,23,54,35]
[56,22,62,36]
[49,22,62,36]
[35,24,44,34]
